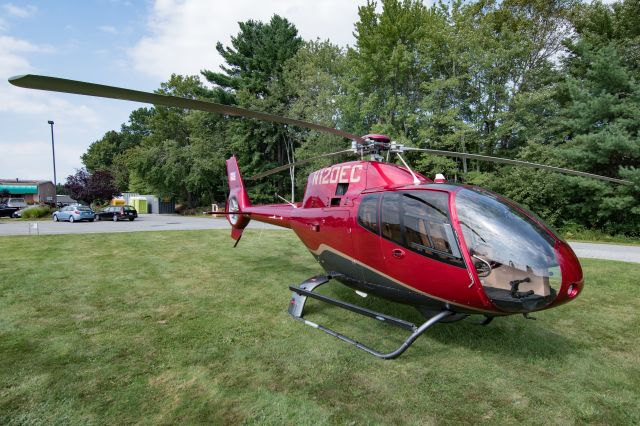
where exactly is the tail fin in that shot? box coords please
[226,156,251,241]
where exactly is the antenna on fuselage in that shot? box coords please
[275,193,297,208]
[395,151,421,185]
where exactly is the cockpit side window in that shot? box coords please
[380,191,463,267]
[357,194,380,234]
[381,192,402,242]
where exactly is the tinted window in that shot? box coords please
[404,196,434,249]
[381,192,402,242]
[381,191,463,266]
[402,192,459,258]
[357,195,379,234]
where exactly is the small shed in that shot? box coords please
[122,192,175,214]
[130,197,148,214]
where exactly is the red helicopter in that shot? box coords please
[9,75,632,359]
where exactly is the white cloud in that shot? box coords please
[98,25,118,34]
[128,0,371,80]
[0,35,99,122]
[2,3,37,18]
[0,34,104,180]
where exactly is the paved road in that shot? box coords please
[0,214,278,236]
[1,215,638,263]
[568,241,640,264]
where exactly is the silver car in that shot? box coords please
[52,205,95,222]
[6,198,27,208]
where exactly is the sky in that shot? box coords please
[0,0,380,183]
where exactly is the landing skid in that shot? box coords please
[288,275,454,359]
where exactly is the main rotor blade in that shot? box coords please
[404,147,632,185]
[247,149,354,180]
[8,74,363,143]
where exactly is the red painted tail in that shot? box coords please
[225,156,251,241]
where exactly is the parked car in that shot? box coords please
[11,204,40,218]
[0,203,19,218]
[52,205,95,222]
[96,205,138,221]
[6,198,27,208]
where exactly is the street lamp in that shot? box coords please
[48,120,57,187]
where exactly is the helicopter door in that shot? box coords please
[378,191,469,303]
[353,194,386,290]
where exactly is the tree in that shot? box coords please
[64,169,119,205]
[347,0,431,139]
[82,108,153,191]
[201,15,303,202]
[55,183,69,196]
[551,0,640,233]
[273,40,352,199]
[125,74,232,206]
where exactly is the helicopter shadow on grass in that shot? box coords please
[303,282,577,361]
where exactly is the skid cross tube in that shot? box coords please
[290,285,417,331]
[288,276,454,359]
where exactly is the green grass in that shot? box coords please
[1,230,639,425]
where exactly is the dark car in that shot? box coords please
[0,203,19,218]
[96,205,138,221]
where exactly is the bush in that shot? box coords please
[22,205,52,219]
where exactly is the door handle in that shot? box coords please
[391,248,405,259]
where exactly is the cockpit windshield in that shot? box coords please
[455,188,560,312]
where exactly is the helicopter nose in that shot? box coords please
[549,240,584,307]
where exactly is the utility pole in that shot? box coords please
[48,120,57,186]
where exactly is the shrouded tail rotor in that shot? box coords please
[225,156,251,242]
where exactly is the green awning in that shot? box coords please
[0,185,38,194]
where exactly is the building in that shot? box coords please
[121,192,175,214]
[56,194,77,206]
[0,179,56,204]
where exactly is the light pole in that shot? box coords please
[48,120,57,187]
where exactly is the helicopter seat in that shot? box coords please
[382,222,403,243]
[426,220,451,253]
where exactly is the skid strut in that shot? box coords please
[288,275,453,359]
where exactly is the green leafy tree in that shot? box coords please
[82,108,153,191]
[552,0,640,233]
[202,15,303,202]
[127,74,229,207]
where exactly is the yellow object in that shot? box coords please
[111,198,125,206]
[131,197,148,214]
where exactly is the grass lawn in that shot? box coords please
[1,230,638,425]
